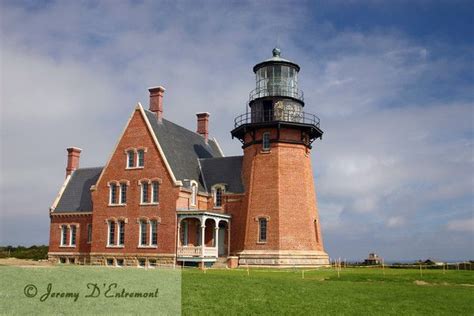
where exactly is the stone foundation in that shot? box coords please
[237,250,329,267]
[48,252,176,268]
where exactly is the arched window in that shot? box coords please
[118,221,125,246]
[152,181,160,203]
[120,183,127,204]
[150,220,158,246]
[141,182,149,203]
[139,220,147,246]
[60,225,68,246]
[110,183,118,204]
[107,221,116,246]
[137,149,145,167]
[70,225,77,246]
[127,150,135,168]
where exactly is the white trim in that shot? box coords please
[212,137,225,157]
[94,105,140,190]
[137,104,183,186]
[60,225,67,246]
[50,174,73,212]
[107,220,116,247]
[69,225,77,246]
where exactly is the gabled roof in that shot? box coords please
[144,109,223,190]
[199,156,244,193]
[54,167,103,213]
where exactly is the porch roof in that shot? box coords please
[177,209,231,220]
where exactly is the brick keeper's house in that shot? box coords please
[48,49,330,268]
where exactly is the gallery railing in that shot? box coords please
[249,84,304,102]
[234,109,320,129]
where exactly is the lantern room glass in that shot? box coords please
[255,65,298,99]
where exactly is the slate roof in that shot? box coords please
[144,109,223,190]
[54,167,103,212]
[199,156,244,193]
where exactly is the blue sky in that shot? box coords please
[1,0,473,261]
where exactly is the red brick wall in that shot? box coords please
[90,109,180,256]
[240,128,325,252]
[49,214,92,253]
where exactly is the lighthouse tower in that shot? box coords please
[231,48,329,266]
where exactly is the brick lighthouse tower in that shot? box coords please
[231,48,330,266]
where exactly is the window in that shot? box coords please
[139,220,147,246]
[116,258,124,267]
[106,258,115,266]
[258,218,267,243]
[60,225,67,246]
[108,221,116,246]
[137,149,145,167]
[87,224,92,243]
[190,182,197,206]
[110,183,118,204]
[118,221,125,246]
[127,150,135,168]
[150,220,158,246]
[262,132,270,151]
[70,225,77,246]
[59,257,66,264]
[141,182,149,203]
[152,181,159,203]
[213,186,224,208]
[138,259,146,268]
[120,183,127,204]
[149,259,156,268]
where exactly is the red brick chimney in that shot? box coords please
[196,112,210,143]
[66,147,82,177]
[148,86,165,122]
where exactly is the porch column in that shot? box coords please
[200,225,205,257]
[177,220,181,247]
[214,226,219,249]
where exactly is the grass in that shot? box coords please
[0,265,473,315]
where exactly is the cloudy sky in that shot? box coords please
[1,0,473,261]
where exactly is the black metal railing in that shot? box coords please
[249,84,304,102]
[234,109,320,129]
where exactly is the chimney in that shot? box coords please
[66,147,82,177]
[148,86,166,122]
[196,112,210,143]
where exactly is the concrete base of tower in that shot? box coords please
[237,250,330,267]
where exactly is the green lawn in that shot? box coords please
[0,265,473,315]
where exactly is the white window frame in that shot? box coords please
[149,220,158,246]
[120,183,127,204]
[109,183,118,205]
[126,150,135,169]
[151,181,160,204]
[212,184,225,209]
[69,225,77,246]
[60,225,68,246]
[139,220,148,246]
[137,149,145,167]
[107,221,116,246]
[118,221,125,246]
[140,181,150,204]
[262,132,271,151]
[190,181,198,207]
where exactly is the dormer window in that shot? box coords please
[212,184,225,208]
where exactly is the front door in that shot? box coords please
[218,227,225,257]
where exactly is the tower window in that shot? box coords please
[262,132,270,151]
[258,218,267,243]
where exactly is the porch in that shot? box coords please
[177,211,231,262]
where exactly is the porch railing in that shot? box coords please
[177,246,218,257]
